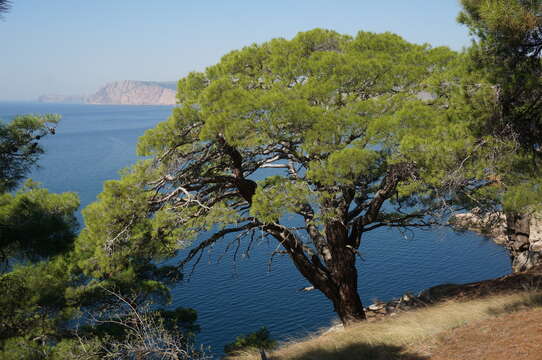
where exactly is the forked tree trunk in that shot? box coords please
[279,227,367,325]
[223,141,368,326]
[301,257,367,325]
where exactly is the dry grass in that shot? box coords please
[422,307,542,360]
[231,291,542,360]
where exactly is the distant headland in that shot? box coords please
[38,80,177,106]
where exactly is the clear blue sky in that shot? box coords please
[0,0,471,101]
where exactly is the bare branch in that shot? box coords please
[177,222,260,270]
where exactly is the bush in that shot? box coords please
[224,327,276,355]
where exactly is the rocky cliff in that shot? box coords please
[38,80,177,106]
[85,81,177,105]
[452,211,542,272]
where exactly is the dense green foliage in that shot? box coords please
[0,256,79,358]
[75,164,183,288]
[457,0,542,212]
[459,0,542,152]
[0,115,82,358]
[224,327,276,355]
[0,114,59,193]
[0,115,78,268]
[0,181,79,266]
[0,116,200,358]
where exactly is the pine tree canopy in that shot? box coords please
[458,0,542,212]
[78,29,481,324]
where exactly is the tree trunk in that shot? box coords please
[276,225,367,326]
[264,218,367,326]
[301,255,367,326]
[325,220,367,325]
[330,264,367,325]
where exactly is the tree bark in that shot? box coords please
[299,250,367,325]
[325,221,367,325]
[265,222,367,326]
[329,263,367,325]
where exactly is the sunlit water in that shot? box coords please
[0,102,512,357]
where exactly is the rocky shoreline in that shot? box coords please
[450,211,508,244]
[451,211,542,272]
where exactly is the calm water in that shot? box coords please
[0,102,512,356]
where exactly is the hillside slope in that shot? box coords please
[419,308,542,360]
[38,80,178,105]
[233,292,542,360]
[231,266,542,360]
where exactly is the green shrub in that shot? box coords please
[224,327,276,355]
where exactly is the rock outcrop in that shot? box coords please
[451,211,508,244]
[85,81,177,105]
[452,211,542,272]
[506,213,542,272]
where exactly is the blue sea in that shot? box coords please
[0,102,512,357]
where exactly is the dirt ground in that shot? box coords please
[411,308,542,360]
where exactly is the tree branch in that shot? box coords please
[177,222,260,270]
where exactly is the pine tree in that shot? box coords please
[81,29,476,325]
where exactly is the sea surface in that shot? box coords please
[0,102,512,357]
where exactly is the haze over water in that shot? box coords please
[0,102,512,357]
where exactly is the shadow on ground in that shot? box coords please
[273,343,429,360]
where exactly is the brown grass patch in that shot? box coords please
[419,307,542,360]
[231,291,542,360]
